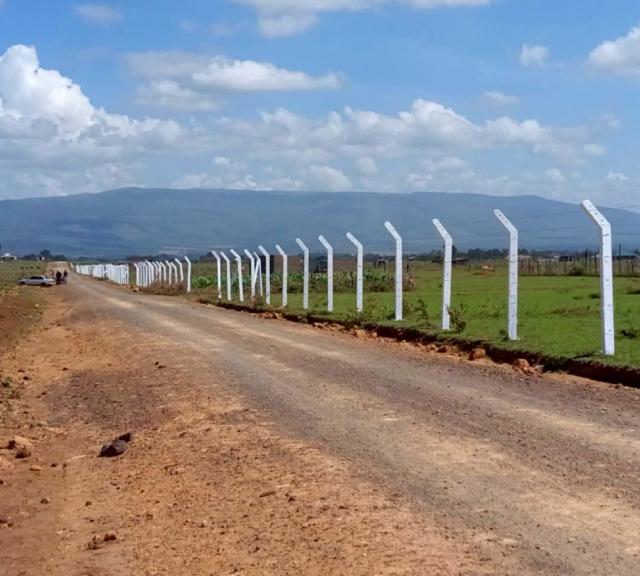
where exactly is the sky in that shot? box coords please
[0,0,638,206]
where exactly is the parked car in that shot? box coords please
[18,275,55,287]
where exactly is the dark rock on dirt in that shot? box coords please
[99,432,133,458]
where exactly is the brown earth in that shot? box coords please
[1,285,486,575]
[1,276,640,575]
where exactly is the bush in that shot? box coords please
[448,305,467,334]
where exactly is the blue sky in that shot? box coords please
[0,0,638,205]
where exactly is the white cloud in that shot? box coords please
[73,4,123,26]
[136,80,220,111]
[421,156,467,172]
[235,0,493,37]
[0,44,619,203]
[127,51,341,110]
[212,100,602,170]
[519,44,550,68]
[306,165,352,191]
[355,157,378,176]
[481,90,519,106]
[584,143,606,157]
[589,24,640,77]
[605,171,629,183]
[0,45,185,198]
[545,168,565,185]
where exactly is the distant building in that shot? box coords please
[1,253,17,261]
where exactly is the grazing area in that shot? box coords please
[0,260,45,292]
[189,260,640,368]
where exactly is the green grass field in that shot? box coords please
[190,261,640,368]
[0,260,46,292]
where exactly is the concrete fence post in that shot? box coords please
[253,251,263,297]
[346,232,364,313]
[318,235,334,312]
[258,246,271,305]
[184,256,192,293]
[275,244,288,307]
[433,219,453,331]
[229,249,244,302]
[244,249,256,299]
[295,238,309,310]
[494,209,519,341]
[582,199,615,356]
[211,251,222,299]
[220,252,232,301]
[384,221,403,321]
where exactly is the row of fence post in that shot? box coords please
[207,199,614,355]
[73,198,614,356]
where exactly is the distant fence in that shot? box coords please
[74,198,618,357]
[519,256,639,277]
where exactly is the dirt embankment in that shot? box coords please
[0,287,487,574]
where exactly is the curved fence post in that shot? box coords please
[318,235,334,312]
[259,245,271,305]
[275,244,288,307]
[211,251,222,299]
[158,261,165,283]
[244,249,256,299]
[384,221,403,321]
[295,238,309,310]
[494,209,519,341]
[220,252,232,301]
[433,219,453,331]
[169,261,177,285]
[253,251,263,297]
[346,232,364,313]
[174,258,184,284]
[582,199,615,356]
[184,256,192,293]
[229,249,244,302]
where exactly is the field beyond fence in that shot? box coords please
[0,260,46,292]
[189,259,640,369]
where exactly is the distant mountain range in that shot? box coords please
[1,188,639,257]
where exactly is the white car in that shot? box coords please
[18,275,55,287]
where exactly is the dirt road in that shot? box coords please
[2,276,640,575]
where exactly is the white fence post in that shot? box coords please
[258,246,271,305]
[384,221,403,321]
[494,209,519,341]
[174,258,184,284]
[318,236,334,312]
[253,251,263,297]
[211,251,222,299]
[346,232,364,313]
[244,250,256,299]
[582,199,615,356]
[275,245,288,307]
[170,261,178,286]
[296,238,310,310]
[133,263,140,287]
[433,219,453,331]
[184,256,192,293]
[220,252,232,301]
[229,249,244,302]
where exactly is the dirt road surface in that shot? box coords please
[1,275,640,575]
